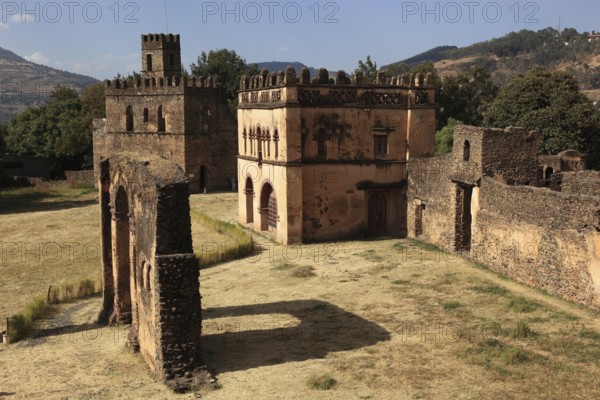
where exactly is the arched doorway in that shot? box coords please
[367,192,387,237]
[245,177,254,224]
[114,186,132,322]
[260,183,277,232]
[199,166,207,192]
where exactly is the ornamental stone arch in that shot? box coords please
[97,154,202,391]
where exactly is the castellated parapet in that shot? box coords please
[238,67,435,108]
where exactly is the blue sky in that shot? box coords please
[0,0,599,80]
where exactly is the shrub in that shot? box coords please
[307,373,337,390]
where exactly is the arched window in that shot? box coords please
[157,106,166,132]
[545,167,554,180]
[266,130,271,158]
[143,108,149,123]
[257,128,263,162]
[202,107,210,133]
[463,140,471,162]
[274,130,279,159]
[245,177,254,224]
[243,129,248,155]
[146,54,153,71]
[125,106,134,132]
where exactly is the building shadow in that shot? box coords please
[202,300,390,374]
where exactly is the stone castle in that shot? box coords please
[93,34,237,194]
[92,33,600,390]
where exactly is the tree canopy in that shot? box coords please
[357,55,378,84]
[5,83,106,172]
[482,67,600,167]
[190,49,258,111]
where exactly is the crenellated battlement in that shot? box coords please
[142,33,180,45]
[239,66,435,91]
[104,76,220,94]
[238,67,435,107]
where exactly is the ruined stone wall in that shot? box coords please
[474,177,600,308]
[561,171,600,198]
[93,129,186,180]
[454,126,540,185]
[407,155,456,248]
[99,155,202,390]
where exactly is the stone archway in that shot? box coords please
[98,156,202,390]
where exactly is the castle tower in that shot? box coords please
[141,34,182,80]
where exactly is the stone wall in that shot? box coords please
[454,125,540,185]
[97,154,202,391]
[408,124,600,310]
[65,170,95,187]
[474,177,600,308]
[407,155,456,248]
[561,171,600,198]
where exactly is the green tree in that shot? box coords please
[190,49,258,109]
[435,118,463,156]
[482,67,600,167]
[5,84,100,172]
[438,67,498,129]
[357,55,378,83]
[81,82,106,119]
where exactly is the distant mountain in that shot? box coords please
[0,46,98,123]
[385,45,458,68]
[382,28,600,101]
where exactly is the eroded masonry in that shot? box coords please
[97,155,202,390]
[407,126,600,309]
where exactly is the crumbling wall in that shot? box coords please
[98,154,202,391]
[561,171,600,198]
[474,177,600,308]
[407,155,456,248]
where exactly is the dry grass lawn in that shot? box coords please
[1,189,600,399]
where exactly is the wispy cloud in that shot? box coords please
[0,22,10,30]
[277,46,293,53]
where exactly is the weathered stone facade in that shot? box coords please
[408,125,600,309]
[237,68,436,243]
[97,154,202,391]
[93,34,237,194]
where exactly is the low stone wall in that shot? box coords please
[65,170,95,188]
[474,177,600,309]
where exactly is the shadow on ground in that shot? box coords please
[202,300,390,373]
